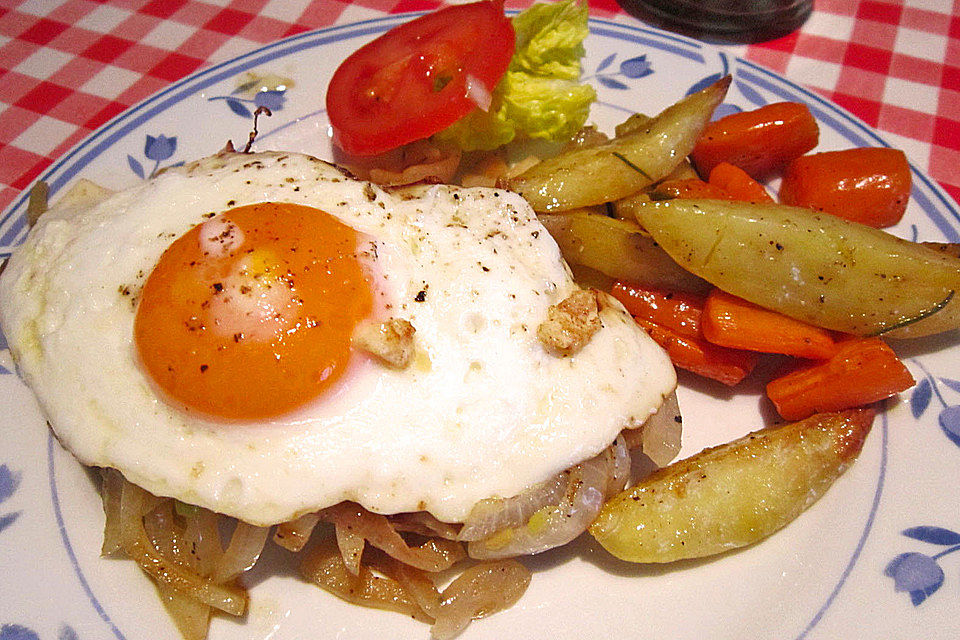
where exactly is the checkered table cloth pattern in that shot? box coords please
[0,0,957,214]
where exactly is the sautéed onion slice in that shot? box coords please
[467,436,630,559]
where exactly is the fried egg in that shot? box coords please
[0,151,675,526]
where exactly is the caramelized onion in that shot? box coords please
[458,473,567,542]
[467,440,627,560]
[367,140,461,186]
[273,512,320,552]
[157,582,211,640]
[389,511,461,541]
[214,521,270,583]
[320,546,530,639]
[182,508,222,578]
[378,556,443,619]
[118,480,247,616]
[431,560,531,640]
[640,390,683,468]
[100,468,124,557]
[300,535,431,622]
[322,503,465,572]
[26,180,48,227]
[334,515,366,576]
[142,501,188,566]
[605,434,631,495]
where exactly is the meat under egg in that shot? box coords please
[0,150,675,526]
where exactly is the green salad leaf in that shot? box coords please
[436,0,596,151]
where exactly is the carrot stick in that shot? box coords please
[651,178,731,201]
[610,282,758,385]
[702,289,839,359]
[707,162,774,203]
[778,148,911,228]
[610,281,705,339]
[691,102,819,179]
[766,337,915,420]
[634,317,758,386]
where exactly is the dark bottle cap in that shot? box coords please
[624,0,813,41]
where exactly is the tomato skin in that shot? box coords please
[326,1,515,156]
[691,102,819,179]
[779,148,911,228]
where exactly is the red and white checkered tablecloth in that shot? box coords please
[0,0,957,214]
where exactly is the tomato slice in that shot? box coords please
[326,0,515,156]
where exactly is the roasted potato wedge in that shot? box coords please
[609,192,652,220]
[659,157,700,182]
[589,409,874,563]
[635,199,960,338]
[614,113,653,137]
[609,161,699,220]
[539,211,710,294]
[504,77,730,212]
[923,241,960,259]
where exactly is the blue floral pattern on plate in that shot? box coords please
[0,464,21,534]
[886,526,960,605]
[0,468,68,639]
[127,134,180,180]
[909,360,960,448]
[209,88,286,118]
[0,626,37,640]
[585,53,654,89]
[208,73,289,119]
[0,624,79,640]
[0,326,10,375]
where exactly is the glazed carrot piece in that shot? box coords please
[610,281,705,338]
[779,148,911,228]
[634,317,758,386]
[611,282,758,385]
[766,337,915,420]
[702,289,839,360]
[691,102,819,179]
[651,178,731,201]
[654,166,772,204]
[707,162,774,203]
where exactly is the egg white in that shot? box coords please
[0,151,675,525]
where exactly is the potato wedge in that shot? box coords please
[923,241,960,259]
[614,113,653,138]
[504,77,730,212]
[635,199,960,338]
[609,160,699,220]
[659,157,700,182]
[589,409,874,563]
[539,211,710,294]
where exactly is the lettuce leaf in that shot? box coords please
[436,0,596,151]
[511,0,589,80]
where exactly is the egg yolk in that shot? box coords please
[134,202,372,420]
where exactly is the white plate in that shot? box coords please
[2,12,960,640]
